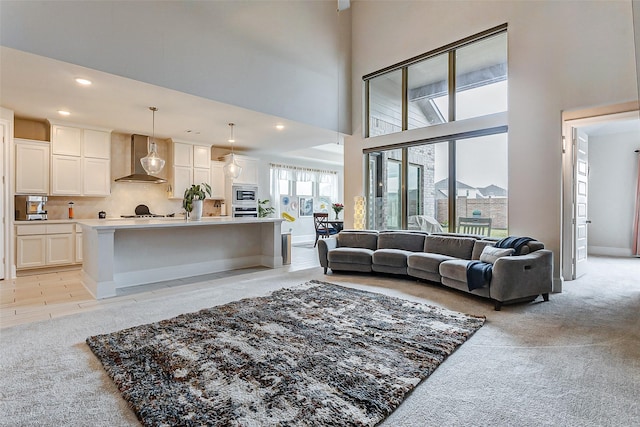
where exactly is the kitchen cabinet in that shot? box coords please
[49,122,111,197]
[83,157,111,196]
[222,154,258,186]
[170,141,212,198]
[210,161,225,199]
[16,235,46,269]
[15,223,77,270]
[15,139,50,195]
[75,224,83,263]
[51,125,82,156]
[51,155,82,195]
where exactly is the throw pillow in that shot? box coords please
[479,246,515,264]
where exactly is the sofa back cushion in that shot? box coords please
[377,231,427,252]
[519,240,544,255]
[472,240,496,260]
[424,235,475,259]
[337,231,378,250]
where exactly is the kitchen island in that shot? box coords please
[78,217,284,298]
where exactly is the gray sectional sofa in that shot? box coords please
[317,230,553,310]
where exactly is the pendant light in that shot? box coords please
[140,106,166,175]
[223,122,243,179]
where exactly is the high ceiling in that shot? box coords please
[0,47,344,165]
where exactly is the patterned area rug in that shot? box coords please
[86,281,485,426]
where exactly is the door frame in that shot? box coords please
[561,102,639,282]
[0,115,11,280]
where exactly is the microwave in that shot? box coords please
[232,185,258,204]
[15,195,48,220]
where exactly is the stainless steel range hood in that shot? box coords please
[114,134,167,183]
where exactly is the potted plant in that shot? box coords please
[183,183,212,221]
[258,199,275,218]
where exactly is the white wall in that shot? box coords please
[0,0,351,135]
[588,130,639,256]
[348,0,638,286]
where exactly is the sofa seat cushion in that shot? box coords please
[328,247,374,266]
[439,259,473,282]
[373,249,412,268]
[424,235,475,260]
[407,252,457,274]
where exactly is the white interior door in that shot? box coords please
[573,128,589,279]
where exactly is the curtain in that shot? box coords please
[269,163,339,218]
[633,152,640,257]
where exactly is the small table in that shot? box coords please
[328,219,344,232]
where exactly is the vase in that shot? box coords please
[335,211,341,220]
[191,199,203,221]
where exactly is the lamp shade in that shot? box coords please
[223,153,242,179]
[354,195,366,230]
[140,141,165,174]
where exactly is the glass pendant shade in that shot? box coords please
[223,153,242,178]
[141,106,165,175]
[224,122,242,179]
[141,140,166,174]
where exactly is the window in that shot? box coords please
[363,25,508,235]
[269,164,339,218]
[364,24,507,137]
[408,53,449,129]
[369,69,403,137]
[455,32,507,120]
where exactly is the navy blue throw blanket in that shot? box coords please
[466,261,493,291]
[495,236,534,255]
[465,236,534,291]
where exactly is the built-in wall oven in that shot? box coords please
[231,185,258,218]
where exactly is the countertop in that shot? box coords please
[77,216,283,230]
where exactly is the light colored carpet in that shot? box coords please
[1,256,638,426]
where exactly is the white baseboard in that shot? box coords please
[588,246,632,257]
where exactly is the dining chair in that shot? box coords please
[313,212,338,247]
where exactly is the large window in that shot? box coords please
[269,164,339,218]
[365,24,507,136]
[366,133,507,237]
[363,25,508,236]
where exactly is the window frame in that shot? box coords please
[362,24,508,231]
[364,23,507,138]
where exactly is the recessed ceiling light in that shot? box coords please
[276,124,285,130]
[58,110,71,116]
[75,78,92,86]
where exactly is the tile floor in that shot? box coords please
[0,242,320,329]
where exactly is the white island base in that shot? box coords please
[78,217,284,299]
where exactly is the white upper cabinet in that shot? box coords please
[51,155,82,195]
[15,139,50,195]
[193,145,210,169]
[83,129,110,159]
[210,161,225,199]
[83,157,111,196]
[173,142,193,167]
[48,122,111,196]
[222,154,259,186]
[51,125,82,156]
[170,141,212,198]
